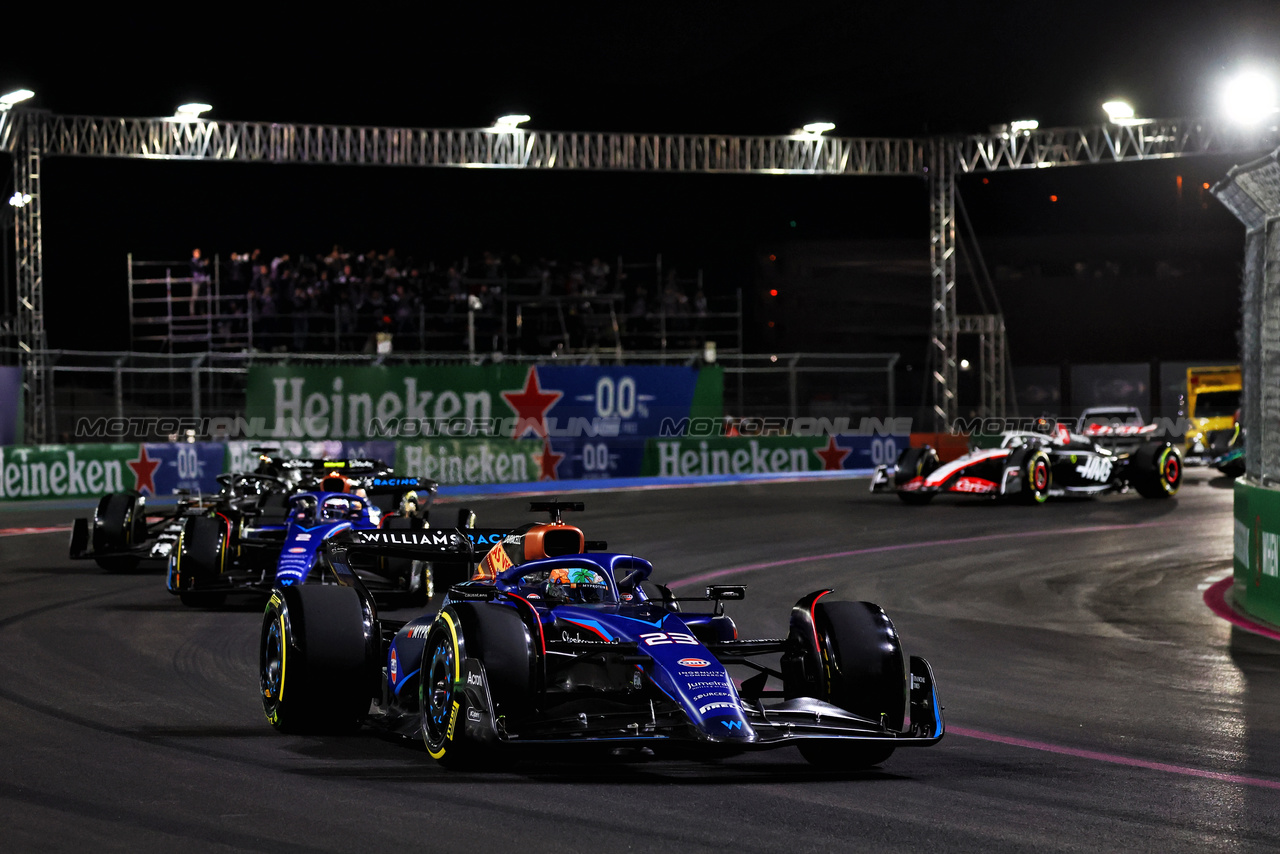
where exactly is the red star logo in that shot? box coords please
[128,445,161,494]
[814,436,851,471]
[534,439,564,481]
[501,367,563,438]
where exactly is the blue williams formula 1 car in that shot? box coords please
[257,504,945,770]
[167,473,444,608]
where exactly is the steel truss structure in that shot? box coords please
[2,110,1277,439]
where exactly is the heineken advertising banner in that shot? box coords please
[396,438,546,485]
[0,444,140,500]
[243,364,723,441]
[641,434,909,477]
[141,443,225,495]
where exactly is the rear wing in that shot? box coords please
[275,457,391,474]
[326,527,478,564]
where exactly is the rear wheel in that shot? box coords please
[93,492,142,572]
[260,585,376,734]
[793,600,906,770]
[1132,443,1182,498]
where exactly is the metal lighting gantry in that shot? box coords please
[1,110,1276,440]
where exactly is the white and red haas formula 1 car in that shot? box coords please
[870,425,1182,505]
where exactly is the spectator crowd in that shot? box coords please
[179,245,719,354]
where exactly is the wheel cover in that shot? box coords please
[1033,460,1048,491]
[262,617,285,704]
[423,635,456,746]
[1163,452,1180,489]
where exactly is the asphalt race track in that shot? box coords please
[3,469,1278,853]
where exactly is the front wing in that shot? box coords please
[451,652,943,751]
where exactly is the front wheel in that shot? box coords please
[175,516,227,607]
[791,599,906,770]
[420,619,486,768]
[1019,450,1052,504]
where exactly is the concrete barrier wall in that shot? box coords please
[1233,477,1280,625]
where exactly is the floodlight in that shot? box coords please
[0,89,34,109]
[1010,119,1039,132]
[8,192,32,207]
[1102,100,1135,121]
[801,121,836,135]
[493,114,531,130]
[1223,72,1278,124]
[174,103,212,119]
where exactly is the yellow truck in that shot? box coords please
[1185,365,1241,458]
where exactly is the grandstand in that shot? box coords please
[127,249,743,357]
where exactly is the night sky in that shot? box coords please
[1,1,1277,357]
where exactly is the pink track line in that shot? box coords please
[669,520,1280,790]
[949,726,1280,791]
[0,526,69,538]
[667,519,1184,590]
[1203,576,1280,642]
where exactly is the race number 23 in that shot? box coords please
[639,632,698,646]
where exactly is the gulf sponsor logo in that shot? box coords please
[678,658,711,668]
[288,547,308,553]
[389,648,399,684]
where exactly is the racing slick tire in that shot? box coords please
[1017,449,1052,505]
[1131,443,1182,499]
[260,585,377,734]
[793,600,907,770]
[176,516,228,608]
[893,447,938,505]
[92,492,143,572]
[420,602,534,768]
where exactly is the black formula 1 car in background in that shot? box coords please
[69,452,398,572]
[256,501,944,770]
[870,424,1182,505]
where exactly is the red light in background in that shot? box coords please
[768,254,777,261]
[1202,182,1210,190]
[767,321,775,328]
[982,178,989,184]
[769,289,778,296]
[1049,195,1058,202]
